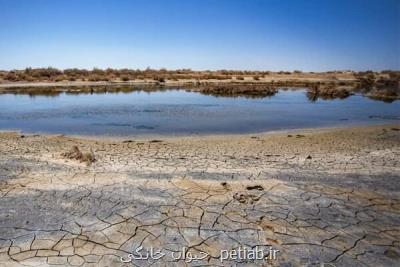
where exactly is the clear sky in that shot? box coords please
[1,0,399,71]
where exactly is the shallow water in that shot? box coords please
[0,89,399,136]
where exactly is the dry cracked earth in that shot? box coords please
[0,125,399,266]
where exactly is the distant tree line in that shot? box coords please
[0,67,398,83]
[0,67,268,82]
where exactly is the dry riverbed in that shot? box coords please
[0,125,399,266]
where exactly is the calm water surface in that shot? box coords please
[0,89,399,136]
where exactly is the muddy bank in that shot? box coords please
[0,125,399,266]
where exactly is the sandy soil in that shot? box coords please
[0,125,399,266]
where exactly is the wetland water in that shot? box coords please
[0,88,399,136]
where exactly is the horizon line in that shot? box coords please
[1,67,399,73]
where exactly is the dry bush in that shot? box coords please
[54,75,66,82]
[5,72,18,81]
[121,75,130,81]
[154,77,166,83]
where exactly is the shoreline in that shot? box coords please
[1,122,398,142]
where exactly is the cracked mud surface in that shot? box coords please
[0,125,399,266]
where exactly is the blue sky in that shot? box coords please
[1,0,399,71]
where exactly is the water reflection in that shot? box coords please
[0,88,399,136]
[1,84,398,102]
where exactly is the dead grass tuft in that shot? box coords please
[62,145,96,165]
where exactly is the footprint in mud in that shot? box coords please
[246,185,264,191]
[221,182,231,190]
[233,192,261,204]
